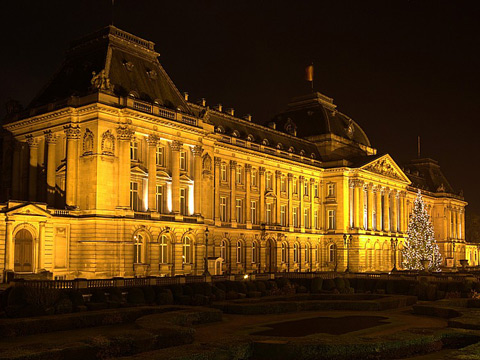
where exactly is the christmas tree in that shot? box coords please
[402,190,442,271]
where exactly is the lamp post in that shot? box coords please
[390,237,398,272]
[203,227,210,276]
[452,239,457,270]
[343,234,352,273]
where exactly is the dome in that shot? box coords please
[271,92,371,147]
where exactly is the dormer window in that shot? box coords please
[232,130,240,138]
[128,90,139,98]
[288,146,295,153]
[262,139,269,146]
[276,143,283,150]
[247,134,255,142]
[311,153,316,159]
[215,126,225,134]
[299,150,306,156]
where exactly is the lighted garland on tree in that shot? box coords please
[402,190,442,271]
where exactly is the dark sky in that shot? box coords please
[1,1,479,212]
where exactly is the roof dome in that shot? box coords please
[271,92,371,147]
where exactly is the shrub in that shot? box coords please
[255,281,267,295]
[126,288,145,305]
[90,289,107,303]
[266,280,277,290]
[355,278,366,293]
[142,287,156,304]
[7,287,28,307]
[66,290,85,310]
[183,285,194,297]
[192,294,210,306]
[54,297,73,314]
[212,287,226,301]
[169,284,184,297]
[334,277,345,291]
[296,285,307,294]
[108,287,123,303]
[276,277,290,289]
[374,280,387,293]
[246,282,257,292]
[237,282,248,294]
[322,279,336,291]
[177,295,192,305]
[311,278,323,293]
[156,288,174,305]
[226,290,239,300]
[215,282,227,292]
[344,278,351,289]
[0,287,12,310]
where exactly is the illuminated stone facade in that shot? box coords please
[0,26,474,280]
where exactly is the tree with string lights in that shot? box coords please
[402,190,442,271]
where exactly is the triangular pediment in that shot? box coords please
[4,202,51,218]
[156,170,171,179]
[180,174,193,182]
[360,154,411,183]
[265,190,277,198]
[131,164,148,176]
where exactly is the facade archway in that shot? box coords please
[14,229,34,272]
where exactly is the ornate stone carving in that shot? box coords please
[229,160,237,169]
[147,134,159,146]
[116,125,134,141]
[287,173,293,180]
[275,170,282,178]
[202,153,212,171]
[244,163,252,172]
[26,135,38,148]
[214,156,222,167]
[101,130,115,155]
[170,140,183,152]
[258,167,266,175]
[364,158,403,180]
[64,125,81,140]
[192,145,203,157]
[83,128,94,155]
[44,130,57,144]
[90,69,114,93]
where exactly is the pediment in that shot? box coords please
[265,190,277,198]
[5,202,51,218]
[180,174,193,182]
[156,170,171,179]
[131,164,148,176]
[360,154,410,183]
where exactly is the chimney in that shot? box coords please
[198,98,206,107]
[227,108,234,116]
[268,122,276,130]
[243,114,252,121]
[183,92,189,101]
[215,104,223,112]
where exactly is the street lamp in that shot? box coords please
[452,239,457,270]
[343,234,352,273]
[203,227,210,276]
[390,237,398,272]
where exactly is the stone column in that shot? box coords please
[392,191,398,232]
[64,125,81,208]
[193,145,203,215]
[367,184,373,230]
[259,167,265,224]
[214,157,221,221]
[229,160,237,225]
[5,220,14,271]
[275,170,281,225]
[11,142,22,199]
[26,135,38,202]
[353,181,360,229]
[319,180,325,230]
[310,179,315,230]
[245,164,252,225]
[171,140,182,214]
[45,131,57,207]
[376,187,382,231]
[383,189,390,232]
[358,182,365,230]
[38,221,46,270]
[287,174,293,230]
[147,135,159,212]
[299,176,304,229]
[117,126,133,209]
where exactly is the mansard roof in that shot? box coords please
[28,26,191,114]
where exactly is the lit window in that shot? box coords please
[220,240,227,260]
[130,140,138,161]
[281,242,287,263]
[251,169,257,187]
[250,200,257,224]
[281,176,286,192]
[314,183,318,197]
[180,188,187,215]
[293,207,299,227]
[327,183,335,197]
[280,205,287,226]
[133,234,144,263]
[182,236,191,264]
[314,210,319,229]
[293,178,298,194]
[304,208,310,228]
[236,199,243,223]
[156,185,163,213]
[156,146,164,166]
[305,244,310,263]
[364,188,368,230]
[180,150,187,171]
[220,196,227,221]
[328,210,336,230]
[236,241,243,263]
[266,172,272,190]
[293,243,299,263]
[328,243,337,262]
[266,203,272,224]
[304,181,309,196]
[252,242,258,263]
[130,182,139,211]
[159,235,168,264]
[236,166,242,184]
[221,163,227,182]
[373,192,377,230]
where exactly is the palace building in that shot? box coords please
[0,26,475,280]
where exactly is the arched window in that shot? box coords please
[305,244,310,263]
[236,241,244,263]
[293,243,299,263]
[134,234,144,264]
[281,242,287,263]
[220,240,227,260]
[183,236,191,264]
[328,243,337,263]
[252,241,258,263]
[159,235,168,264]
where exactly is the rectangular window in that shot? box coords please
[397,197,401,232]
[156,185,164,213]
[293,178,298,194]
[180,188,187,215]
[221,163,227,182]
[266,172,272,190]
[349,186,354,229]
[293,207,299,227]
[328,210,336,230]
[327,183,335,197]
[304,208,310,228]
[364,189,368,230]
[314,183,318,198]
[281,176,286,192]
[280,205,287,226]
[180,150,187,171]
[220,196,227,221]
[381,194,385,231]
[251,169,257,187]
[304,182,309,197]
[130,182,139,211]
[130,141,138,161]
[266,203,272,224]
[236,166,242,184]
[250,200,257,224]
[373,192,377,230]
[236,199,243,223]
[314,210,319,229]
[156,146,164,166]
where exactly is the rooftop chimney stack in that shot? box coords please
[200,98,206,106]
[244,114,252,121]
[216,104,223,112]
[183,92,189,101]
[227,108,234,116]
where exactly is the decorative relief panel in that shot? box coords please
[101,130,115,155]
[83,128,94,155]
[364,158,403,181]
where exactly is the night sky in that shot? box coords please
[1,1,479,213]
